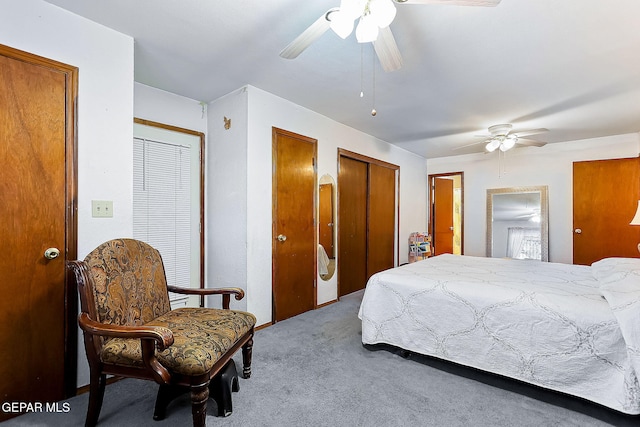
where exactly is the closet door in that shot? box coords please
[338,156,368,297]
[367,163,396,278]
[338,150,398,297]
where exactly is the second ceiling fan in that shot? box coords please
[280,0,501,72]
[457,124,549,153]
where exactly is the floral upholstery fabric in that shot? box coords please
[84,239,171,326]
[100,307,256,376]
[84,238,256,377]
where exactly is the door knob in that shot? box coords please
[276,234,287,242]
[44,247,60,260]
[574,228,582,234]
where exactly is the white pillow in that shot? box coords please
[592,257,640,286]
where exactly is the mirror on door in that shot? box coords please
[486,186,549,261]
[319,174,336,280]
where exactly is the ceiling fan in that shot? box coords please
[279,0,501,72]
[458,124,549,153]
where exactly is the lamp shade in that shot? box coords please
[485,139,500,152]
[341,0,366,21]
[356,14,379,43]
[329,9,355,39]
[631,200,640,225]
[369,0,397,28]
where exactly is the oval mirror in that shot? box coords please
[486,186,549,261]
[319,174,336,280]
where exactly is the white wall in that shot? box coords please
[206,88,250,311]
[1,0,134,389]
[246,85,428,326]
[427,133,640,264]
[134,82,207,134]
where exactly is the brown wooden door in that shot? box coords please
[573,157,640,265]
[434,177,454,255]
[0,46,77,418]
[367,163,396,278]
[338,157,368,297]
[272,128,316,322]
[338,151,398,297]
[319,183,334,258]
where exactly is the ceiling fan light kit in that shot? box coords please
[329,0,397,43]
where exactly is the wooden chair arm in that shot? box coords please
[166,285,245,299]
[166,286,245,309]
[78,312,174,350]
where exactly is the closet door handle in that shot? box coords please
[276,234,287,242]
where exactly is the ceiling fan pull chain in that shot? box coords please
[360,44,364,98]
[371,44,377,116]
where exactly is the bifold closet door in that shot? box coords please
[338,157,368,297]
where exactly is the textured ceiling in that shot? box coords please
[45,0,640,158]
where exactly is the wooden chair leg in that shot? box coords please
[190,382,209,427]
[241,337,253,379]
[85,372,106,427]
[154,384,187,421]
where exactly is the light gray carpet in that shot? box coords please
[4,290,638,426]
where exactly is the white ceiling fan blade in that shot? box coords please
[515,139,547,148]
[453,139,490,150]
[373,26,403,72]
[393,0,501,6]
[511,128,549,138]
[280,12,331,59]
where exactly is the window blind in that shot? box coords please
[133,137,191,291]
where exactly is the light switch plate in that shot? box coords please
[92,200,113,218]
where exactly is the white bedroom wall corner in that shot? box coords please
[206,88,249,311]
[133,82,208,134]
[245,85,275,326]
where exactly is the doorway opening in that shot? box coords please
[428,172,464,256]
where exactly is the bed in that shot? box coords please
[358,254,640,414]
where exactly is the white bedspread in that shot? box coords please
[358,254,638,414]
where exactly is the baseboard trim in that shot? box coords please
[76,376,123,396]
[316,299,338,309]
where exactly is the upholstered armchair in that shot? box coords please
[69,238,255,427]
